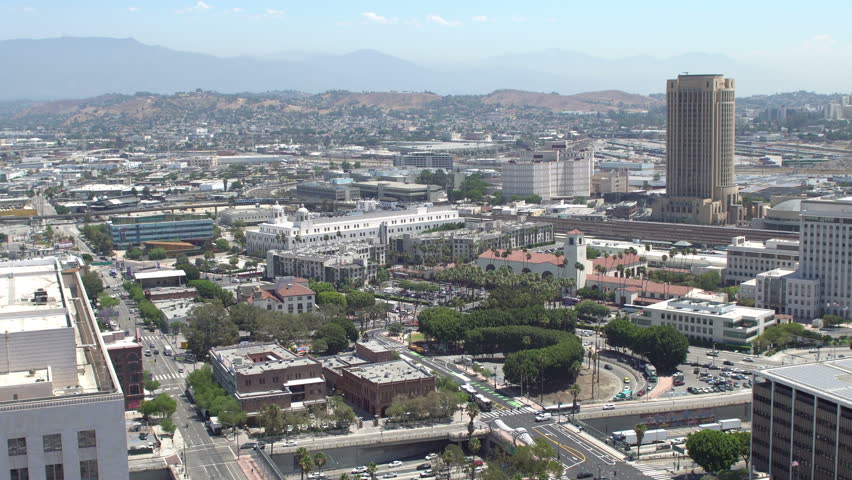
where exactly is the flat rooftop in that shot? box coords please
[757,358,852,408]
[346,360,432,384]
[134,270,187,280]
[212,342,317,374]
[0,260,70,332]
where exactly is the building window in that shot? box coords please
[77,430,96,448]
[79,460,98,480]
[8,437,27,456]
[43,434,62,453]
[10,468,28,480]
[45,464,64,480]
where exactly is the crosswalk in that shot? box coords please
[633,463,671,480]
[480,406,537,420]
[152,372,186,381]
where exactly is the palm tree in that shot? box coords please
[367,462,378,480]
[339,474,350,480]
[574,262,585,290]
[568,384,581,420]
[296,448,313,480]
[633,423,648,461]
[314,453,328,478]
[465,402,480,435]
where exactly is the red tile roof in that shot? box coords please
[586,274,694,295]
[566,229,584,235]
[591,253,645,270]
[478,249,564,266]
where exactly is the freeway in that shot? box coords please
[367,332,663,480]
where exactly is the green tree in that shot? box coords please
[125,247,144,260]
[313,323,350,354]
[98,293,120,309]
[635,325,689,374]
[310,281,337,294]
[144,373,161,393]
[603,317,638,351]
[229,302,264,331]
[633,423,647,460]
[147,248,168,260]
[174,262,200,281]
[331,316,359,342]
[314,453,328,478]
[822,314,847,327]
[81,271,104,299]
[686,429,741,474]
[296,447,313,480]
[259,404,284,437]
[161,418,177,434]
[367,462,377,480]
[465,402,480,434]
[184,304,239,357]
[575,300,609,319]
[730,431,751,466]
[215,238,230,251]
[317,291,347,309]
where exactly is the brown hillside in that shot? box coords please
[484,89,659,112]
[330,92,441,109]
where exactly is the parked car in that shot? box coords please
[577,473,594,479]
[723,360,735,366]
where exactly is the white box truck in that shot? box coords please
[613,429,667,445]
[699,422,722,431]
[719,418,742,431]
[206,416,222,435]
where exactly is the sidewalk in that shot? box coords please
[237,456,265,480]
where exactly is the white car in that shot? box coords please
[352,466,368,474]
[742,357,754,362]
[284,440,298,447]
[382,474,398,479]
[425,453,438,460]
[388,461,402,468]
[602,403,615,410]
[308,474,321,479]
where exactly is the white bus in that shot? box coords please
[163,346,174,356]
[461,384,477,398]
[474,394,492,412]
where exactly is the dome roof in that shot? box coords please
[297,205,309,214]
[771,199,802,213]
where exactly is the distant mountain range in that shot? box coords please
[0,37,779,100]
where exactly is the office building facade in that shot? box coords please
[655,74,739,225]
[394,152,454,170]
[502,148,593,201]
[724,236,800,286]
[0,258,129,480]
[751,360,852,479]
[107,213,214,247]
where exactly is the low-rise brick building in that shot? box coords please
[338,360,435,417]
[102,329,144,410]
[355,341,393,363]
[210,342,326,414]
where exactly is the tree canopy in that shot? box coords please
[184,304,239,357]
[686,430,741,474]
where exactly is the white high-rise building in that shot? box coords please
[755,197,852,322]
[0,258,129,480]
[502,147,593,201]
[246,204,460,256]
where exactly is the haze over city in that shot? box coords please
[1,0,852,96]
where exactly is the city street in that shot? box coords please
[368,332,662,480]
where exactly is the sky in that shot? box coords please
[2,0,852,65]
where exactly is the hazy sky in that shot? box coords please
[2,0,851,65]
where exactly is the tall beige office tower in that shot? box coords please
[655,74,740,225]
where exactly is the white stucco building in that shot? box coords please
[723,236,799,286]
[246,204,460,256]
[501,148,593,201]
[633,297,777,346]
[0,258,129,480]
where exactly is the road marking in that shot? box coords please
[532,426,587,466]
[633,463,671,480]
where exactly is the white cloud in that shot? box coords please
[231,7,243,13]
[128,6,140,13]
[511,15,528,23]
[265,8,284,17]
[427,14,460,27]
[177,1,211,14]
[471,15,491,23]
[544,17,558,23]
[362,12,393,24]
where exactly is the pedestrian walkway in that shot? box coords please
[633,463,671,480]
[237,456,266,480]
[479,406,537,420]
